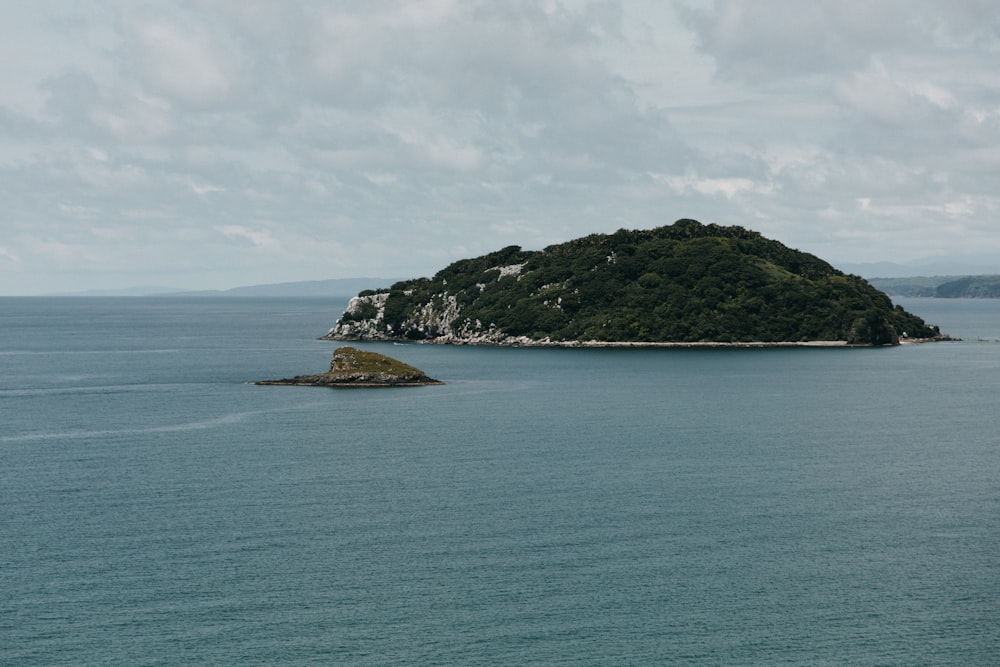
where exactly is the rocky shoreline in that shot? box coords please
[256,374,442,387]
[328,334,956,349]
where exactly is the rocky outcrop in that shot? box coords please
[257,346,442,387]
[325,266,541,345]
[326,290,530,345]
[846,320,900,346]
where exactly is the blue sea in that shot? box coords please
[2,296,998,665]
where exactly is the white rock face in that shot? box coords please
[327,262,539,344]
[493,263,525,279]
[326,292,390,339]
[412,294,461,338]
[326,287,545,345]
[347,292,389,318]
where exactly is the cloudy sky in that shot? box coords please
[3,1,1000,294]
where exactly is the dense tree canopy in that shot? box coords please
[338,220,940,344]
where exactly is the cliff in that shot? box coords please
[325,219,943,346]
[257,346,442,387]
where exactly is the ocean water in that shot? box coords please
[2,296,998,665]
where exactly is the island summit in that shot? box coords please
[326,219,945,347]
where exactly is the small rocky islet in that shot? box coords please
[257,346,442,387]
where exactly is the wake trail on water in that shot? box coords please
[0,401,332,444]
[0,383,194,398]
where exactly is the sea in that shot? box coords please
[2,296,998,666]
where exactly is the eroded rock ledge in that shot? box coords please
[257,346,442,387]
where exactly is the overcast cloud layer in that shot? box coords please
[3,1,1000,294]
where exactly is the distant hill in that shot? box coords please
[868,275,1000,298]
[47,285,185,297]
[838,260,1000,279]
[326,219,941,346]
[173,278,401,298]
[49,278,401,298]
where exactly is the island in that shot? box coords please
[325,219,948,346]
[257,346,443,387]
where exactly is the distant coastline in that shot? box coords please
[40,278,402,298]
[869,275,1000,298]
[31,274,1000,299]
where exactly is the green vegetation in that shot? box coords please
[339,219,941,344]
[328,346,425,376]
[338,299,379,322]
[257,346,441,386]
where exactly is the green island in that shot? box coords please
[257,346,442,387]
[326,219,947,346]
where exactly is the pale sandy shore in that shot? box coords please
[430,336,956,348]
[567,336,954,348]
[336,335,956,348]
[555,336,955,348]
[543,340,849,348]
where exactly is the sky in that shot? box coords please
[3,0,1000,295]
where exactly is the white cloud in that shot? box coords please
[652,171,770,199]
[683,0,931,82]
[90,226,135,241]
[21,236,111,269]
[120,9,244,109]
[2,0,1000,294]
[78,161,149,190]
[191,182,225,195]
[911,80,957,110]
[56,203,102,220]
[834,60,961,126]
[216,225,281,250]
[40,70,175,142]
[0,246,20,265]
